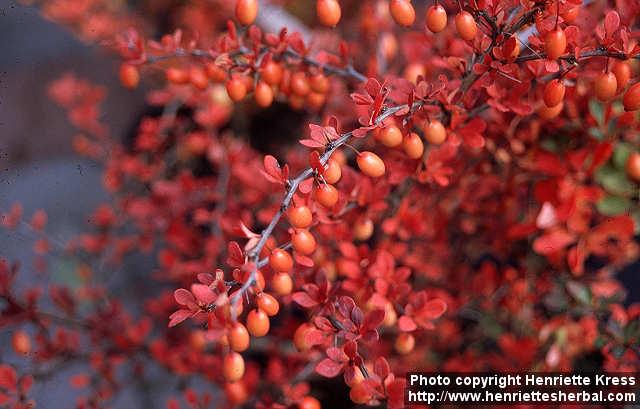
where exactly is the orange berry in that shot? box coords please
[272,272,293,296]
[261,62,284,86]
[292,229,317,255]
[377,125,403,147]
[612,61,631,92]
[426,4,447,33]
[254,81,274,107]
[306,92,326,110]
[289,206,313,229]
[316,0,341,27]
[323,158,342,184]
[455,11,477,41]
[424,120,446,145]
[246,308,270,337]
[394,332,415,355]
[255,270,266,291]
[315,184,339,208]
[269,248,293,272]
[543,79,565,107]
[403,63,426,84]
[223,352,245,382]
[403,132,424,159]
[624,82,640,111]
[294,323,313,351]
[626,152,640,181]
[389,0,415,27]
[226,77,248,101]
[235,0,258,25]
[166,67,189,85]
[357,152,386,178]
[256,292,280,316]
[353,218,374,241]
[544,28,566,60]
[310,73,330,94]
[349,385,371,404]
[224,382,248,405]
[12,330,31,355]
[299,396,321,409]
[119,63,139,89]
[290,72,310,96]
[189,66,209,90]
[595,72,618,102]
[206,63,227,83]
[229,322,250,352]
[537,101,564,119]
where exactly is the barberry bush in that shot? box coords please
[2,0,640,408]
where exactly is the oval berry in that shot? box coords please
[299,396,321,409]
[612,61,631,92]
[323,158,342,184]
[377,125,403,147]
[229,322,250,352]
[12,330,31,355]
[357,152,386,178]
[292,229,317,255]
[256,292,280,316]
[224,382,248,405]
[235,0,258,25]
[403,132,424,159]
[166,67,189,85]
[595,72,617,102]
[315,184,339,208]
[626,152,640,181]
[226,77,247,102]
[247,308,270,337]
[455,11,477,41]
[543,79,565,108]
[254,81,274,108]
[623,83,640,111]
[271,272,293,296]
[294,323,313,351]
[310,73,329,94]
[316,0,341,27]
[544,28,566,60]
[395,332,415,355]
[261,62,283,86]
[290,72,310,96]
[119,64,139,89]
[537,101,563,119]
[424,120,446,145]
[389,0,416,27]
[223,352,245,382]
[353,218,374,241]
[269,248,293,272]
[289,206,313,228]
[426,4,447,33]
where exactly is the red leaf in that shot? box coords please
[315,358,344,378]
[226,241,244,267]
[604,11,620,36]
[292,292,319,308]
[174,289,196,307]
[421,299,447,319]
[398,315,417,332]
[190,283,216,304]
[168,309,194,327]
[0,365,17,391]
[533,229,575,255]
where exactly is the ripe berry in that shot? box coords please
[226,77,247,101]
[426,4,447,33]
[254,81,274,108]
[190,67,209,90]
[543,79,565,108]
[229,322,250,352]
[394,332,415,355]
[544,28,566,60]
[291,72,311,96]
[272,272,293,295]
[595,72,617,102]
[292,229,317,255]
[235,0,258,25]
[389,0,416,27]
[353,218,374,241]
[403,63,426,84]
[269,248,293,272]
[323,158,342,184]
[289,206,313,228]
[316,0,341,27]
[12,330,31,355]
[206,63,227,83]
[307,92,326,110]
[424,120,446,145]
[315,184,339,208]
[223,352,245,382]
[357,152,386,178]
[299,396,321,409]
[349,385,371,404]
[256,292,280,316]
[537,101,563,119]
[403,132,424,159]
[294,323,313,351]
[623,83,640,111]
[247,308,270,337]
[261,62,284,86]
[613,61,631,92]
[310,73,330,94]
[119,64,139,89]
[255,270,266,291]
[224,381,248,405]
[626,152,640,181]
[455,11,477,41]
[166,67,189,85]
[377,125,403,147]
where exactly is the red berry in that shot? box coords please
[299,396,321,409]
[455,11,477,41]
[229,322,250,352]
[377,125,403,147]
[626,152,640,181]
[395,332,415,355]
[544,28,566,60]
[289,206,313,228]
[292,229,316,255]
[290,72,310,96]
[223,352,245,382]
[426,4,447,33]
[235,0,258,25]
[316,0,341,27]
[206,63,227,83]
[226,77,247,101]
[119,63,139,89]
[256,292,280,316]
[403,132,424,159]
[357,152,386,178]
[310,73,330,94]
[261,62,284,86]
[247,308,270,337]
[543,79,565,108]
[224,382,248,405]
[189,66,209,90]
[166,67,189,85]
[595,72,617,102]
[538,101,564,119]
[294,323,313,351]
[323,158,342,184]
[12,330,31,355]
[424,120,446,145]
[315,184,339,208]
[624,83,640,111]
[269,248,293,272]
[254,81,274,108]
[271,272,293,296]
[389,0,416,27]
[612,61,631,92]
[353,218,374,241]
